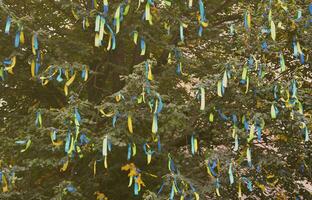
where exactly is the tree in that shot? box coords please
[0,0,311,199]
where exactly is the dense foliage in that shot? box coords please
[0,0,311,199]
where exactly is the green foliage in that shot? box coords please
[0,0,311,199]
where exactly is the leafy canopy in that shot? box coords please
[0,0,311,199]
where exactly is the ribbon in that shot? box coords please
[4,16,11,34]
[191,134,198,155]
[128,114,133,134]
[32,33,39,55]
[35,110,42,128]
[143,143,154,165]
